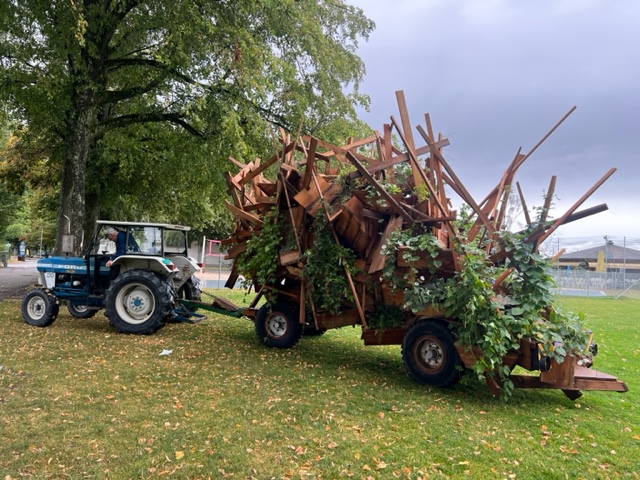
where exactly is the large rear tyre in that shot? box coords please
[104,269,173,335]
[21,289,59,327]
[178,278,201,310]
[67,302,98,319]
[402,320,462,387]
[255,301,302,348]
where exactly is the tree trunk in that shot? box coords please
[54,87,96,256]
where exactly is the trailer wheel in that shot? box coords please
[67,302,98,319]
[21,288,59,327]
[255,301,302,348]
[402,320,462,387]
[104,269,172,335]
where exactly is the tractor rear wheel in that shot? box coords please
[178,278,201,310]
[21,288,59,327]
[402,320,462,387]
[104,269,173,335]
[255,301,302,348]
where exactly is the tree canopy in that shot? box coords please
[0,0,374,253]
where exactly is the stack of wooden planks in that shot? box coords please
[222,90,615,328]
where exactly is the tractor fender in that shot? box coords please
[111,255,177,281]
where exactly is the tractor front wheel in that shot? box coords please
[21,288,59,327]
[402,320,462,387]
[255,301,302,348]
[104,269,173,335]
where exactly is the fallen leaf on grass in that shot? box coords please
[376,461,387,470]
[175,451,184,460]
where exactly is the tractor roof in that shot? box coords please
[96,220,190,231]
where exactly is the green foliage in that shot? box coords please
[382,223,591,399]
[381,226,448,314]
[367,304,405,329]
[235,209,283,290]
[303,218,358,314]
[0,0,375,250]
[0,182,22,241]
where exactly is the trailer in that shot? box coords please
[202,91,628,399]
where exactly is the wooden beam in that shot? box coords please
[416,124,493,237]
[239,141,296,186]
[224,201,264,227]
[516,181,532,225]
[535,168,617,244]
[345,151,414,223]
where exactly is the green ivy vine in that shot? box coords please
[382,222,591,399]
[235,208,282,290]
[302,217,359,314]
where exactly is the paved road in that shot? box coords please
[0,259,40,302]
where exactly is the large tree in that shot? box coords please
[0,0,374,253]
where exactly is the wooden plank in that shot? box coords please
[225,241,247,259]
[279,250,300,266]
[241,141,297,186]
[345,151,414,223]
[516,181,532,225]
[307,182,343,217]
[416,124,492,238]
[315,309,361,329]
[561,203,608,225]
[225,172,244,209]
[540,357,575,387]
[301,137,318,189]
[539,175,557,223]
[361,328,406,346]
[232,160,255,185]
[352,226,370,255]
[368,215,403,273]
[536,168,617,244]
[293,175,331,209]
[396,247,457,274]
[395,90,422,191]
[392,117,452,223]
[511,373,628,393]
[224,200,264,227]
[224,264,240,289]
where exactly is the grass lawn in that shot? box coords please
[1,291,638,479]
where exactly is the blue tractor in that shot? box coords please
[21,221,203,334]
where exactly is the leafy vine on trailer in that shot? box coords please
[382,217,591,399]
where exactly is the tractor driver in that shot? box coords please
[104,227,139,267]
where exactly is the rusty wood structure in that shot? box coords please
[222,91,627,398]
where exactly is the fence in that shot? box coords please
[551,268,640,298]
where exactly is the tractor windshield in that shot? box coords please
[92,225,188,257]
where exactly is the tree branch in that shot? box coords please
[97,112,203,137]
[99,79,163,105]
[103,57,206,89]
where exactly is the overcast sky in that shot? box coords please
[348,0,640,252]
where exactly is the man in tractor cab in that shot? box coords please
[104,227,139,267]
